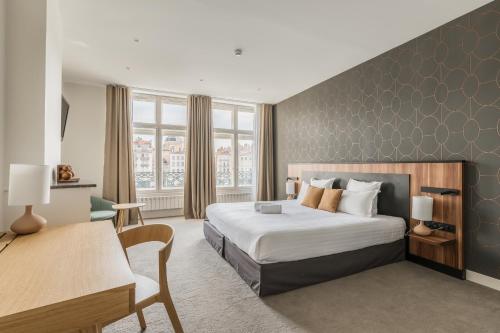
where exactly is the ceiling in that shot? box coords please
[60,0,491,104]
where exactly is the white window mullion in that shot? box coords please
[155,96,162,191]
[233,106,238,189]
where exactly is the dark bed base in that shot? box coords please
[203,220,405,296]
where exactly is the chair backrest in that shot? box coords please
[118,224,174,250]
[117,224,175,297]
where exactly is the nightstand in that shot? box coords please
[408,231,462,278]
[409,233,456,246]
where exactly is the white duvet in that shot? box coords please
[206,200,406,264]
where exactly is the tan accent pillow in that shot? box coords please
[300,186,325,209]
[318,189,344,213]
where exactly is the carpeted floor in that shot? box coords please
[106,218,500,333]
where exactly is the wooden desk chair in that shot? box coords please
[116,224,184,333]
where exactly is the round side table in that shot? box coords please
[112,202,146,233]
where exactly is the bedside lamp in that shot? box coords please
[412,196,433,236]
[8,164,51,234]
[286,180,296,200]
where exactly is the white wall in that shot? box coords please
[0,0,6,231]
[3,0,63,229]
[5,0,47,166]
[5,0,62,169]
[61,82,106,196]
[44,0,63,167]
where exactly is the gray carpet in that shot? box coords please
[106,219,500,333]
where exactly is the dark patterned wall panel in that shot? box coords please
[275,1,500,279]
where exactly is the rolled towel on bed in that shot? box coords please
[260,204,282,214]
[254,202,265,212]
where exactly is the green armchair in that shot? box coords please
[90,196,117,222]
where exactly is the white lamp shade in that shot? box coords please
[411,196,433,221]
[286,180,296,195]
[8,164,51,206]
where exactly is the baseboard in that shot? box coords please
[466,270,500,291]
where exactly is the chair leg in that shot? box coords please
[137,208,145,226]
[115,210,122,232]
[162,292,184,333]
[136,307,147,331]
[117,210,125,233]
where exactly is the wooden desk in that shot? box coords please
[0,221,135,332]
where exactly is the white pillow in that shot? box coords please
[346,179,382,192]
[310,177,336,189]
[296,181,309,202]
[346,179,382,215]
[337,190,379,217]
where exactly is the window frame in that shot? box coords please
[132,93,187,194]
[212,100,256,190]
[161,129,186,190]
[132,92,257,194]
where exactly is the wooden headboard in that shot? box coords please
[288,161,465,275]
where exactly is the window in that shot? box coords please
[132,93,187,191]
[214,135,234,186]
[162,97,187,126]
[238,135,254,186]
[213,102,256,188]
[213,108,233,129]
[162,131,185,189]
[133,129,156,190]
[132,92,256,192]
[132,95,156,123]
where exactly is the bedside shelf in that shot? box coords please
[409,233,456,246]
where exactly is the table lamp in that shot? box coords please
[8,164,51,234]
[286,180,296,200]
[411,196,433,236]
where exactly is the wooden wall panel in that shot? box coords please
[288,162,464,270]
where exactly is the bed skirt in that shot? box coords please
[204,220,405,296]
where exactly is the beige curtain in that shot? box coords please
[184,95,217,219]
[103,85,137,225]
[257,104,275,201]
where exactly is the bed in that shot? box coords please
[204,171,410,296]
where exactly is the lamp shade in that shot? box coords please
[286,180,296,195]
[411,196,433,221]
[8,164,51,206]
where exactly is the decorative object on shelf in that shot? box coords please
[57,164,80,183]
[8,164,51,234]
[412,196,433,236]
[286,177,298,200]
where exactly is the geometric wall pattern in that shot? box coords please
[275,1,500,279]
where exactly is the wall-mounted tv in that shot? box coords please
[61,96,69,140]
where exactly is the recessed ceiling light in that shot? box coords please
[234,48,242,56]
